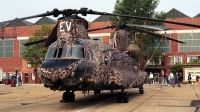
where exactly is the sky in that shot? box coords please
[0,0,200,23]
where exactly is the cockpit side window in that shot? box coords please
[45,47,56,59]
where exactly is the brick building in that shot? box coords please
[0,8,200,83]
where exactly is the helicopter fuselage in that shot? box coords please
[38,16,144,92]
[40,39,144,91]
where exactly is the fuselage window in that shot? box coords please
[86,49,93,60]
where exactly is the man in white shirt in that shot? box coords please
[170,72,174,87]
[149,72,154,85]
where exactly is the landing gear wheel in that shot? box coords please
[116,92,122,103]
[61,91,75,102]
[123,92,129,103]
[97,90,101,94]
[111,90,113,94]
[94,90,101,95]
[139,87,144,94]
[68,92,75,102]
[60,92,68,103]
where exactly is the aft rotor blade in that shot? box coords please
[87,25,116,32]
[126,24,173,31]
[130,27,186,44]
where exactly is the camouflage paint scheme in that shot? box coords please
[40,17,144,91]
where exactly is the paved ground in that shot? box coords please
[0,83,200,112]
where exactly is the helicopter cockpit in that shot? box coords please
[45,41,90,60]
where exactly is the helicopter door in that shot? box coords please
[85,49,94,74]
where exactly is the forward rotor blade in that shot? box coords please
[0,12,57,25]
[2,8,200,28]
[23,39,47,46]
[44,23,58,47]
[88,11,200,28]
[126,24,173,31]
[23,24,58,47]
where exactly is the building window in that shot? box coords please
[19,39,28,57]
[27,61,32,68]
[147,57,162,65]
[0,40,14,57]
[169,56,182,65]
[178,33,200,52]
[187,56,200,63]
[152,34,171,53]
[31,73,35,80]
[90,36,102,43]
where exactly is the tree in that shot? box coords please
[169,64,183,75]
[110,0,167,63]
[22,24,53,68]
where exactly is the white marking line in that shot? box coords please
[77,98,114,112]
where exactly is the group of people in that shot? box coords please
[149,71,183,87]
[168,72,183,87]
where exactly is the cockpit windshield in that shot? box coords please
[45,42,86,60]
[67,47,84,58]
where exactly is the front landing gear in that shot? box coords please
[116,92,129,103]
[60,91,75,103]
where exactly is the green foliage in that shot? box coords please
[186,61,200,64]
[110,0,167,63]
[169,64,183,74]
[22,24,53,67]
[147,48,162,65]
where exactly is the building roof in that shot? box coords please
[5,19,33,27]
[166,8,190,18]
[34,17,57,25]
[92,15,111,22]
[194,13,200,18]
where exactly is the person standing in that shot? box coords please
[188,73,192,85]
[179,72,183,84]
[149,72,154,85]
[16,74,19,86]
[161,71,167,86]
[18,73,22,86]
[169,72,175,87]
[175,72,181,87]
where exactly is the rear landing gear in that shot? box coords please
[94,90,101,95]
[116,92,129,103]
[139,87,144,94]
[60,91,75,103]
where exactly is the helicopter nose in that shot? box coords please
[39,59,85,86]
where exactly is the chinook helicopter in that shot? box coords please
[1,8,200,103]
